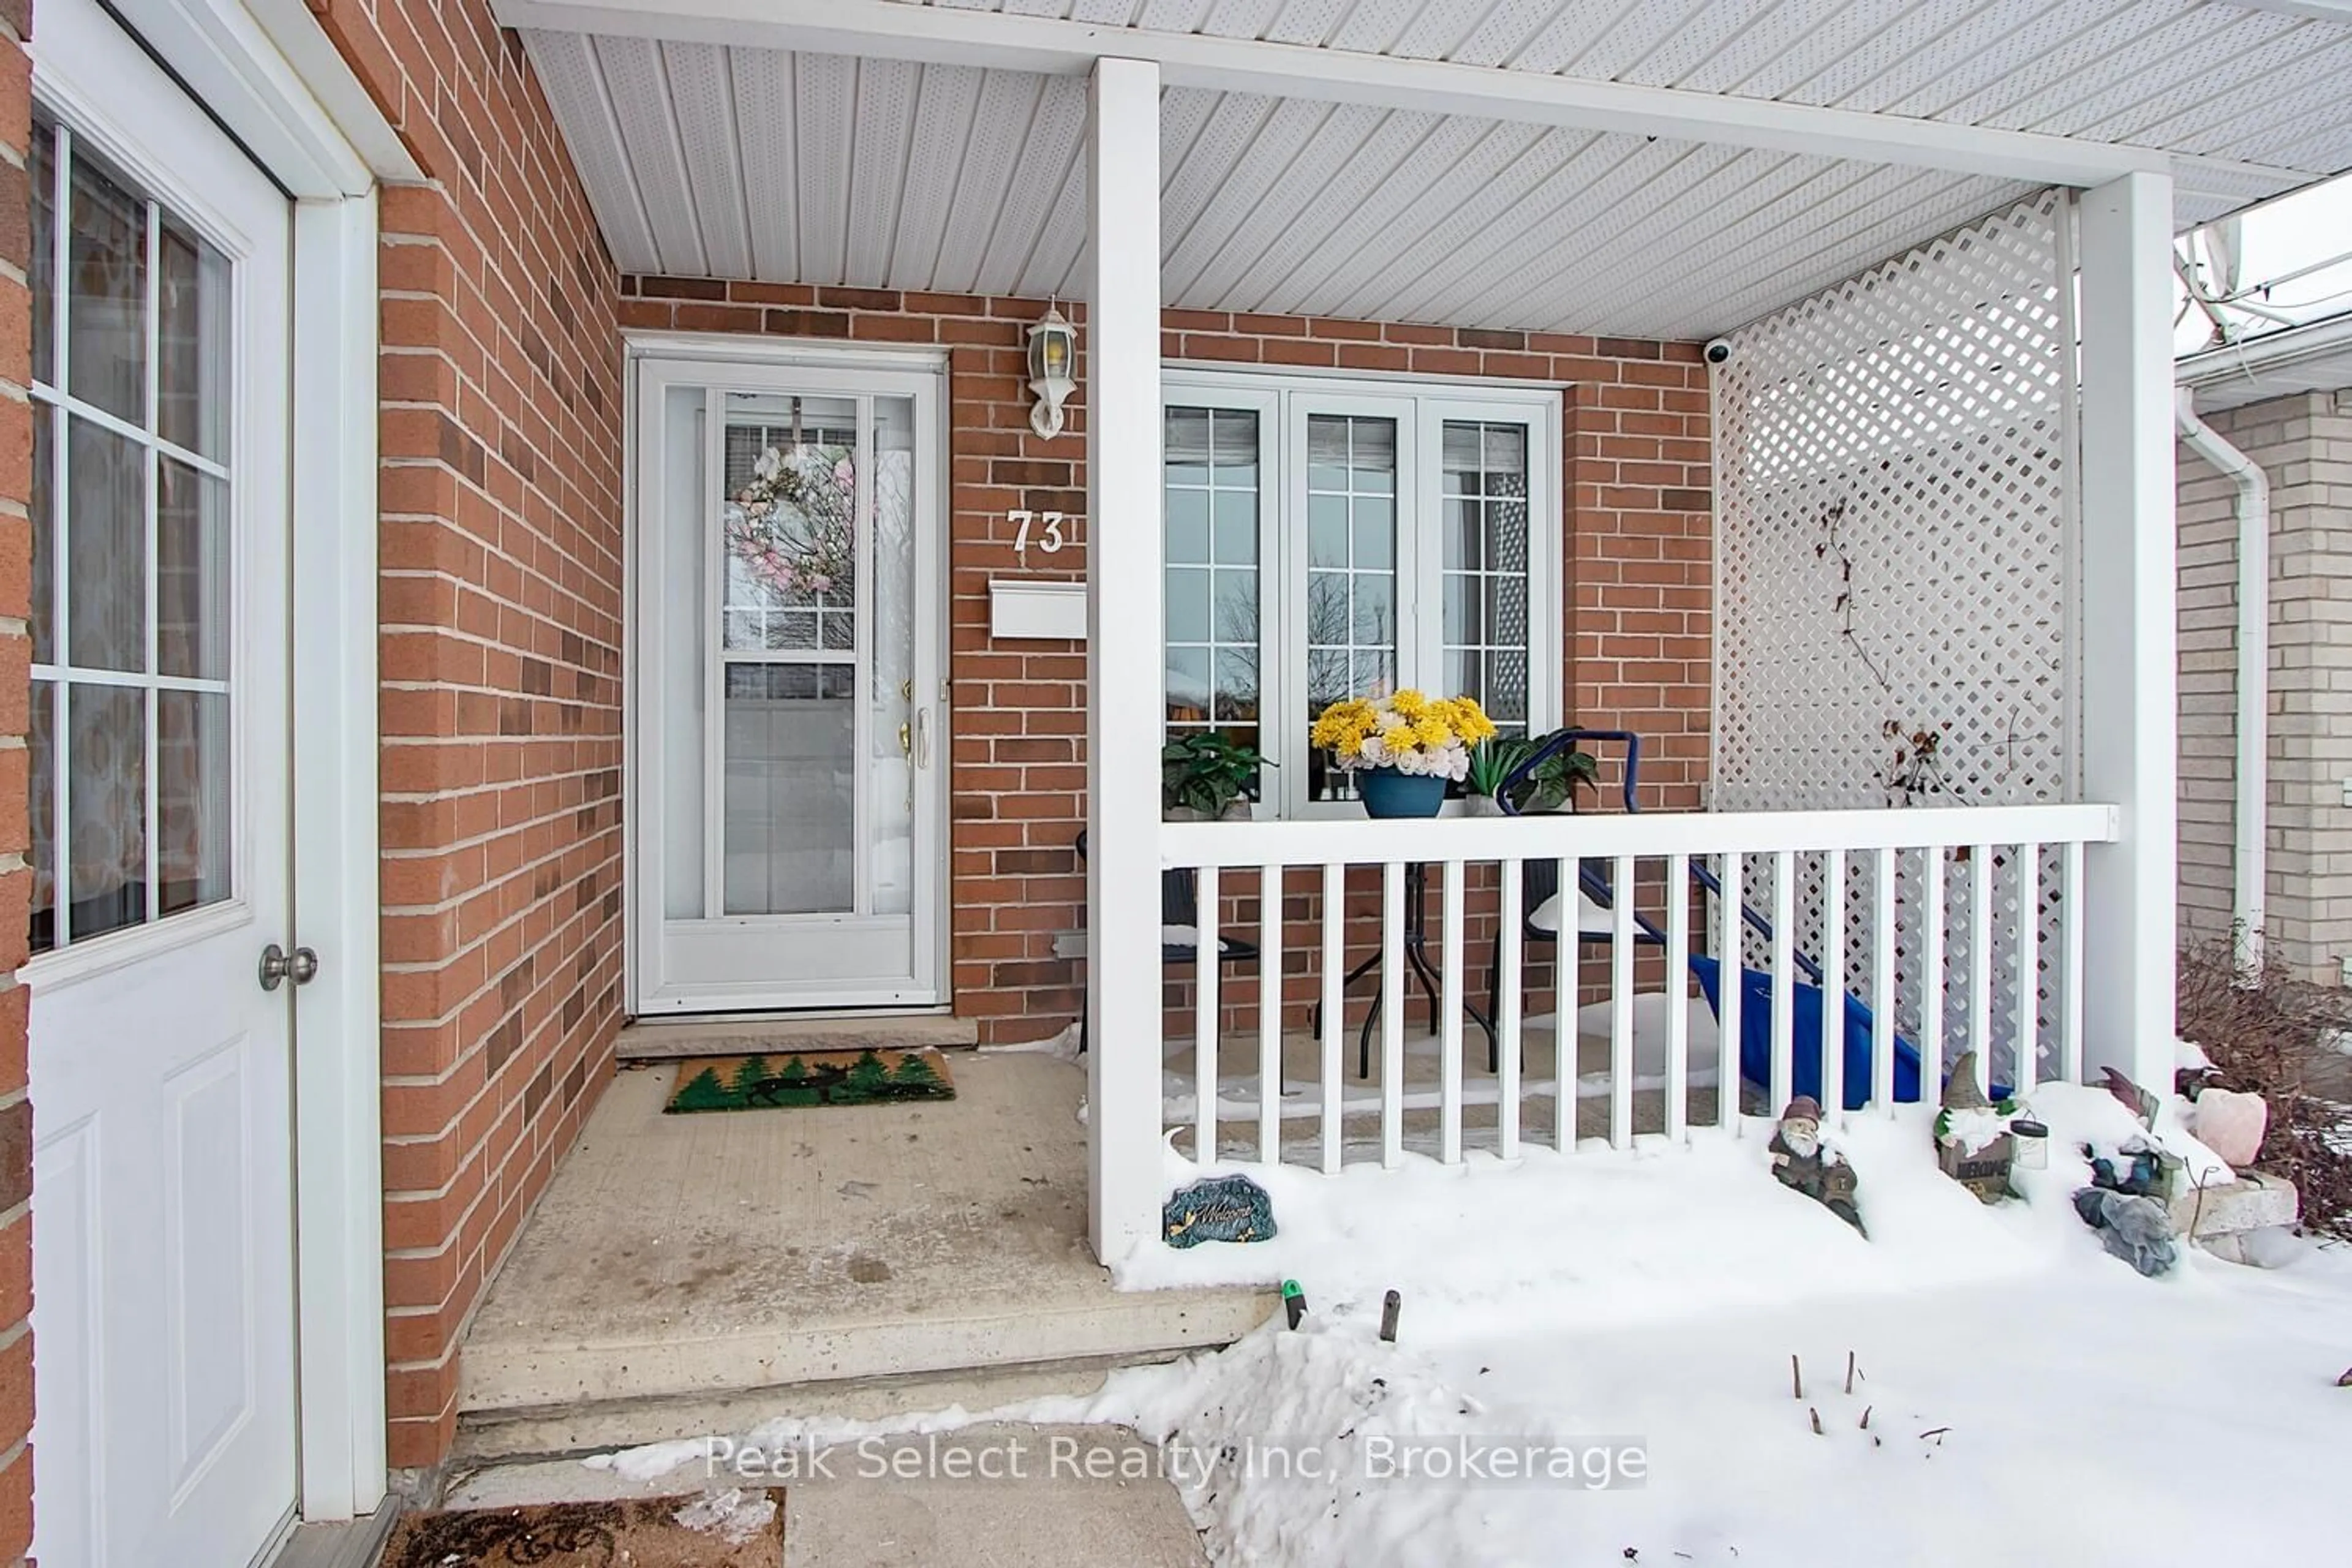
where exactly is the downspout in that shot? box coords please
[2174,388,2271,976]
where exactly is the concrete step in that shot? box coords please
[456,1281,1268,1422]
[614,1012,979,1061]
[453,1352,1200,1463]
[453,1054,1272,1462]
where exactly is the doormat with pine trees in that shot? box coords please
[666,1047,956,1114]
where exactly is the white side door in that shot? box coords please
[632,354,948,1014]
[26,2,300,1563]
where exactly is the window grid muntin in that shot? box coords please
[29,116,235,953]
[1441,420,1532,734]
[721,413,859,657]
[1303,413,1401,802]
[1164,408,1265,788]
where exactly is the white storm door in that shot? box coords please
[24,8,300,1565]
[636,357,946,1012]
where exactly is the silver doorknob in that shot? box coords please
[259,943,320,992]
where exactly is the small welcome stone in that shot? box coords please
[1163,1174,1276,1247]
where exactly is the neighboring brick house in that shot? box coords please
[2176,318,2352,984]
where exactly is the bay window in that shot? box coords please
[1163,371,1562,818]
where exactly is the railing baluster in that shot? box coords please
[1610,854,1636,1149]
[1822,848,1847,1126]
[1717,852,1744,1133]
[2016,843,2041,1096]
[1872,846,1897,1117]
[1259,861,1283,1164]
[1196,861,1220,1165]
[1558,856,1580,1153]
[1498,856,1523,1159]
[1380,860,1405,1170]
[1439,860,1466,1165]
[1664,851,1690,1143]
[1147,807,2118,1183]
[1319,861,1344,1175]
[1968,844,1993,1094]
[1921,846,1946,1095]
[1770,850,1795,1117]
[2061,838,2086,1085]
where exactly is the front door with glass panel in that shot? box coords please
[26,2,300,1561]
[635,356,945,1012]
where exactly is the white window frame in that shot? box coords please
[1161,367,1564,820]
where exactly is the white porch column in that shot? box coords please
[1086,55,1165,1264]
[2076,170,2178,1093]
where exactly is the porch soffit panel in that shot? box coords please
[523,30,2045,338]
[880,0,2352,186]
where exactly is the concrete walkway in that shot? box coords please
[444,1425,1208,1567]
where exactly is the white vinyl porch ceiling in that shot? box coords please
[513,0,2352,339]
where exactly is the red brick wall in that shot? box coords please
[616,281,1714,1044]
[312,0,627,1468]
[0,4,32,1553]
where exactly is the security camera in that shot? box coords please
[1703,338,1735,366]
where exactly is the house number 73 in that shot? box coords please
[1009,509,1072,566]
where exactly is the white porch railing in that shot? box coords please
[1155,804,2118,1174]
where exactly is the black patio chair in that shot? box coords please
[1483,729,1665,1071]
[1074,830,1259,1054]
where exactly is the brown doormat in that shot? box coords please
[383,1490,786,1567]
[665,1047,956,1114]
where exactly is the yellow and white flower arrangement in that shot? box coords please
[1310,690,1498,782]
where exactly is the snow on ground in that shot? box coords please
[590,1084,2351,1566]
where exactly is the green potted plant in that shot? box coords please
[1163,731,1269,820]
[1464,728,1599,816]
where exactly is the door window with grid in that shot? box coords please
[1162,376,1561,818]
[29,116,234,951]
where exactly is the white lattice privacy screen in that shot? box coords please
[1710,190,2080,1087]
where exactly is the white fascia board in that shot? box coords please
[108,0,421,195]
[2226,1,2352,22]
[2176,310,2352,407]
[495,0,2230,189]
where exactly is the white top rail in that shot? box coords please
[1159,804,2120,869]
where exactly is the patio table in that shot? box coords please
[1326,861,1498,1079]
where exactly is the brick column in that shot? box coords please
[311,0,628,1470]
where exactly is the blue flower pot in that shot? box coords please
[1356,767,1447,818]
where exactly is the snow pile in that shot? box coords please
[589,1083,2351,1566]
[1934,1103,2007,1156]
[980,1021,1082,1063]
[671,1487,777,1545]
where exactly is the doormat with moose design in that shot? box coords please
[665,1047,956,1114]
[382,1490,786,1567]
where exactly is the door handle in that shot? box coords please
[259,943,319,992]
[914,706,931,768]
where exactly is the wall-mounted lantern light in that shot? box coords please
[1027,302,1077,439]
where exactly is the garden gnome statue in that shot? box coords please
[1770,1096,1864,1234]
[1934,1051,2016,1204]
